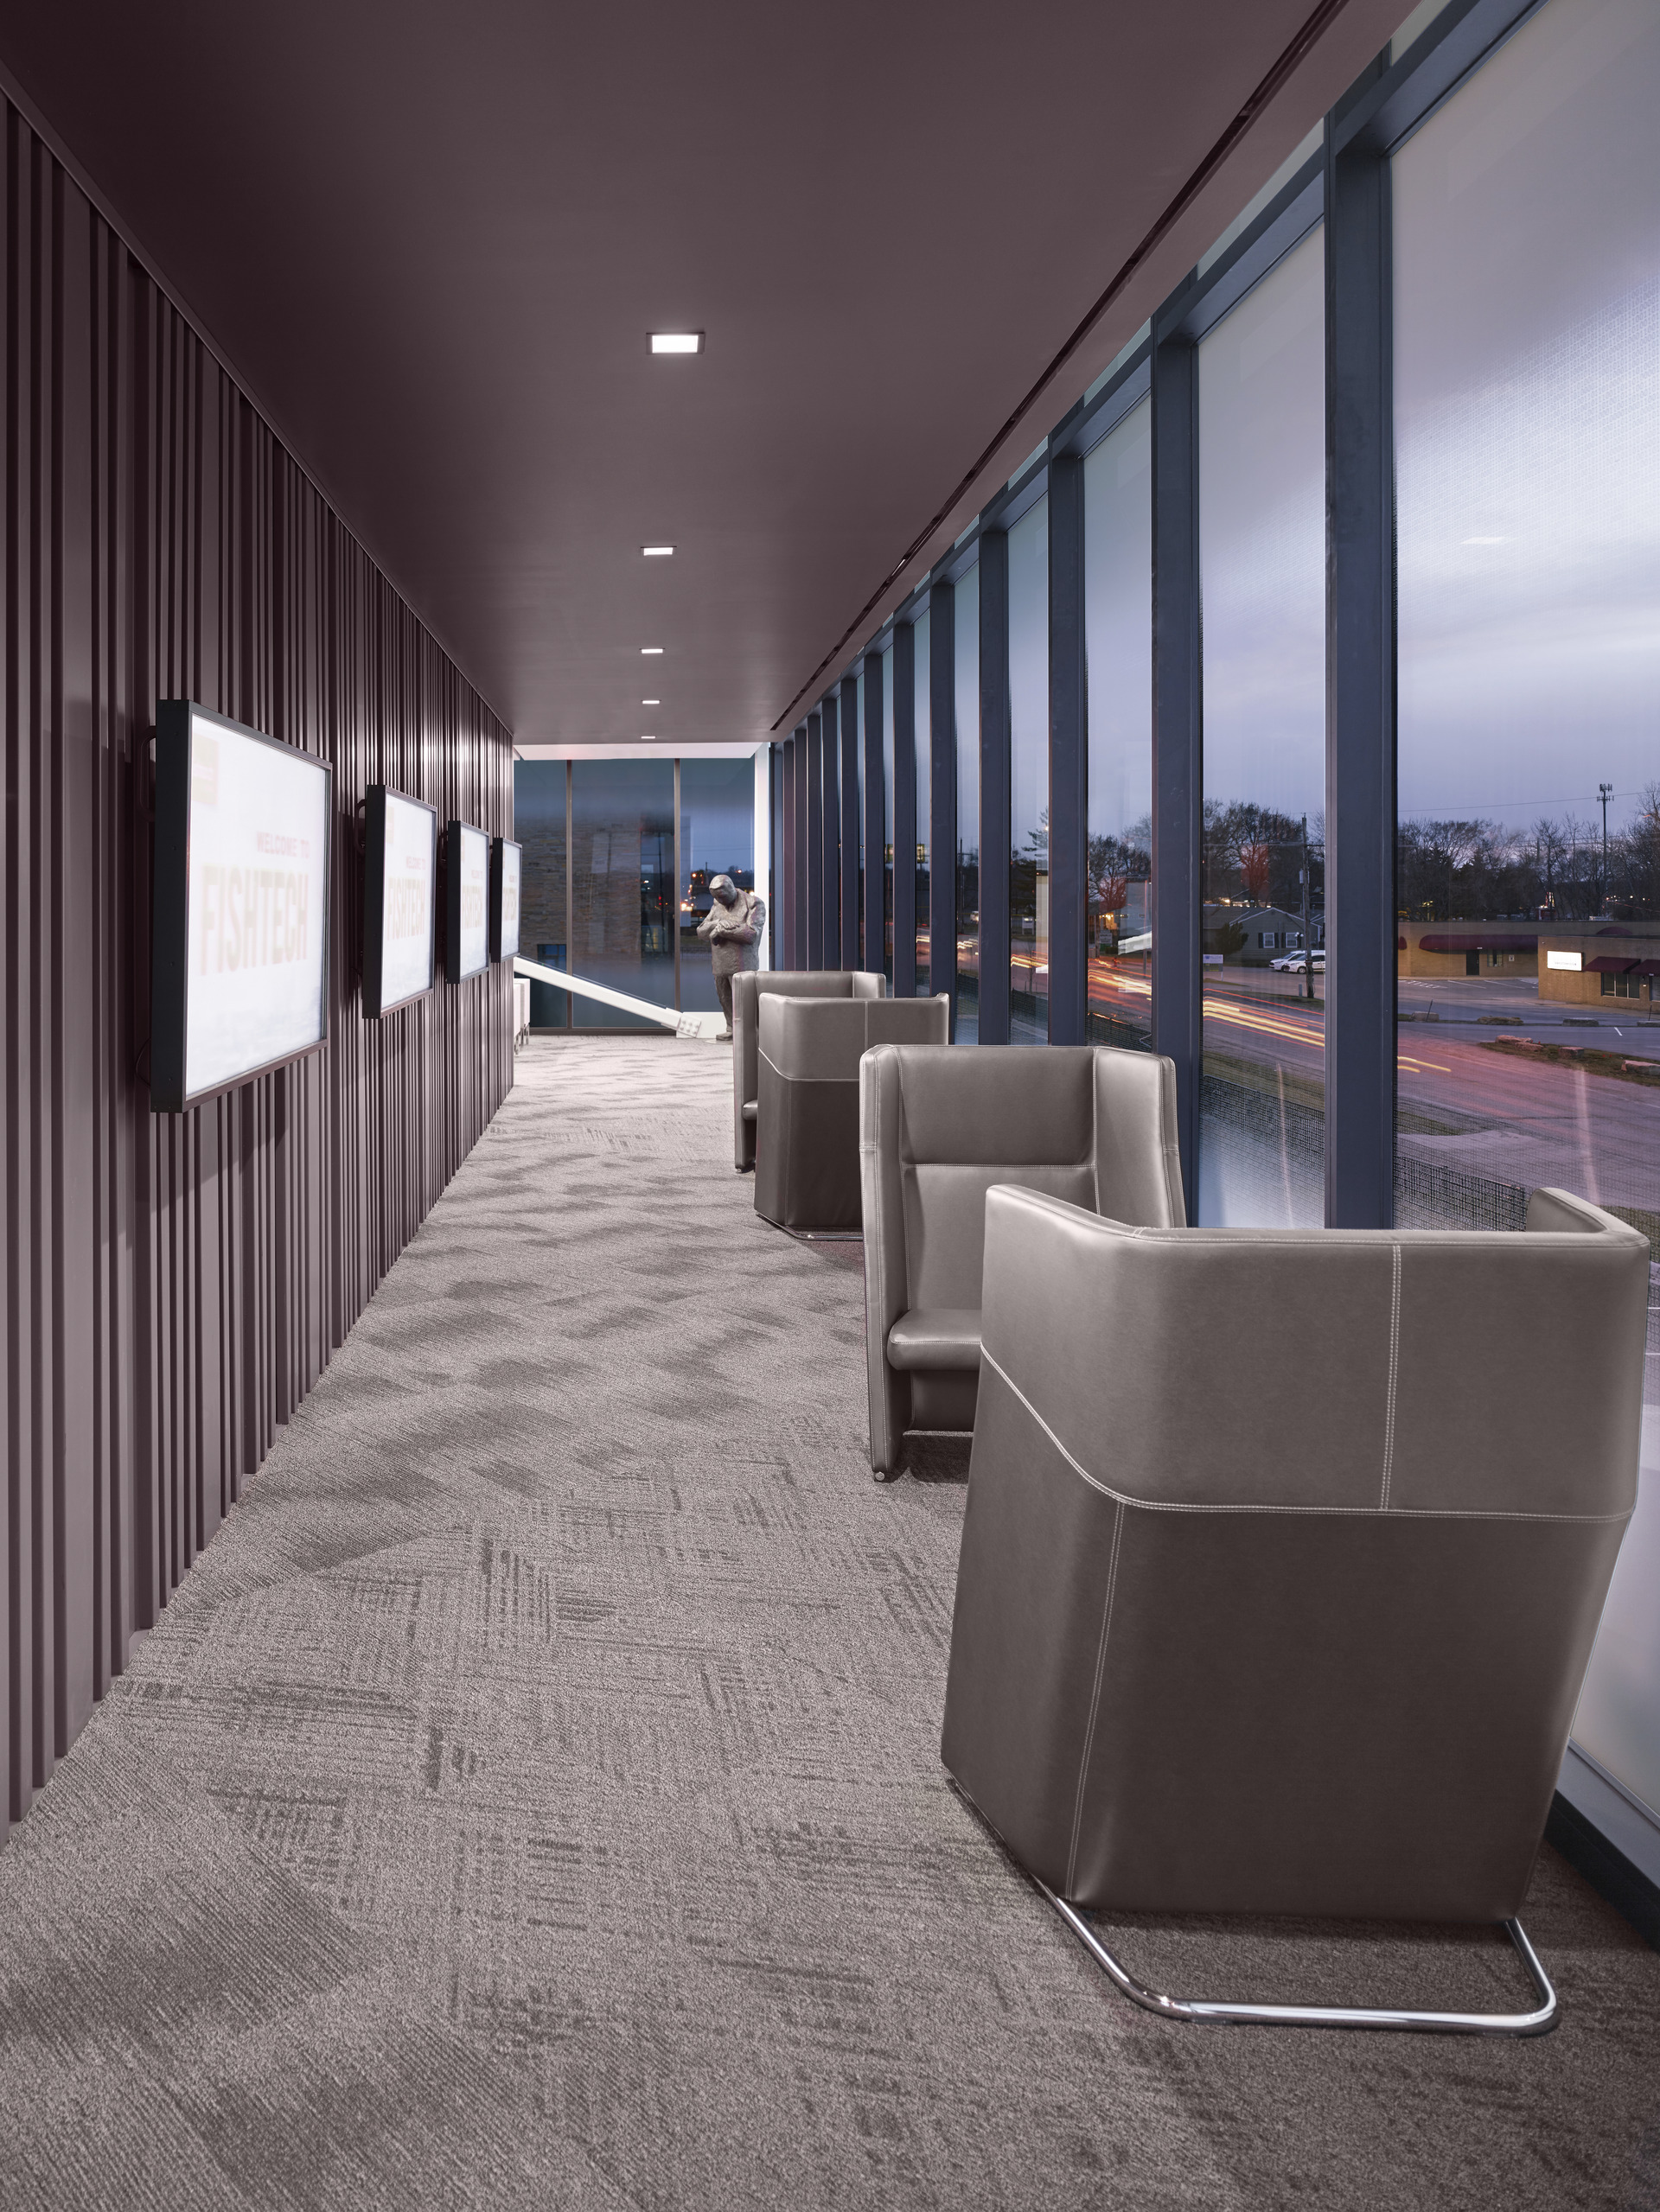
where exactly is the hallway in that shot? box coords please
[3,1042,1658,2210]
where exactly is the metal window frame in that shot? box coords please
[840,673,861,968]
[805,709,824,968]
[891,624,918,997]
[978,526,1012,1047]
[862,648,886,983]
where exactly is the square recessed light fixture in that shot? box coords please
[648,332,703,354]
[641,646,664,655]
[642,545,674,557]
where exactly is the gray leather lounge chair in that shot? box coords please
[755,995,949,1232]
[731,970,887,1171]
[859,1044,1184,1478]
[942,1183,1651,2035]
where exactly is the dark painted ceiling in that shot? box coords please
[1,0,1403,746]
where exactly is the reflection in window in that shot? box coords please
[1393,0,1660,1819]
[1084,398,1152,1050]
[1197,224,1326,1226]
[680,755,757,1017]
[515,761,569,1028]
[570,757,676,1028]
[881,644,896,983]
[1008,500,1049,1042]
[914,609,931,994]
[954,566,980,1043]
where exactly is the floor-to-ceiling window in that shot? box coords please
[954,566,980,1042]
[680,755,757,1017]
[1197,223,1326,1225]
[570,757,676,1028]
[881,643,895,984]
[1393,0,1660,1821]
[517,760,570,1028]
[914,609,931,994]
[1084,395,1152,1050]
[1008,499,1050,1042]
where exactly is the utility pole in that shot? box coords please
[1300,814,1312,1003]
[1599,782,1613,912]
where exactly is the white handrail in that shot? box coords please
[513,957,726,1038]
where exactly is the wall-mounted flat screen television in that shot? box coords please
[150,700,332,1112]
[446,819,489,982]
[363,786,437,1017]
[490,837,521,963]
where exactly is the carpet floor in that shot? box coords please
[3,1036,1659,2211]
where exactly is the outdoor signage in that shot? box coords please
[150,701,332,1112]
[490,837,521,963]
[363,786,438,1017]
[446,819,490,981]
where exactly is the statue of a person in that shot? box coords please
[696,874,765,1036]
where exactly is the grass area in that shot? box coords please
[1481,1037,1660,1088]
[1397,1109,1478,1137]
[1204,1053,1325,1116]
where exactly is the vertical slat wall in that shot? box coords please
[2,109,514,1838]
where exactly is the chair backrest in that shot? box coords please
[731,969,889,1167]
[957,1182,1650,1917]
[759,994,948,1081]
[880,1046,1183,1310]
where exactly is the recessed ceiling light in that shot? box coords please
[648,332,703,354]
[642,545,674,558]
[642,646,664,655]
[642,698,661,705]
[640,734,657,742]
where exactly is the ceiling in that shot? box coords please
[1,0,1405,748]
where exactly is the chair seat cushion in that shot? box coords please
[887,1308,981,1371]
[743,1100,757,1121]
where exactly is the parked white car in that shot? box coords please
[1269,949,1325,972]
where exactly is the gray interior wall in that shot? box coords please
[0,100,514,1841]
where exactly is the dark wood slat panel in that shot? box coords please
[0,105,514,1839]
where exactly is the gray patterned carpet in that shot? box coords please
[3,1036,1660,2210]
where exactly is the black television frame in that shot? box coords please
[150,699,334,1114]
[489,836,522,963]
[362,784,438,1017]
[444,818,491,984]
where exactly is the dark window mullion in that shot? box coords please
[979,528,1012,1046]
[861,650,884,980]
[1151,323,1202,1206]
[1048,452,1087,1045]
[805,709,823,968]
[928,584,957,1036]
[891,624,917,998]
[1325,112,1396,1228]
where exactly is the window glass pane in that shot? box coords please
[680,755,757,1017]
[514,759,569,1028]
[954,564,980,1043]
[1009,499,1049,1042]
[914,609,931,994]
[1198,223,1326,1226]
[1393,0,1660,1818]
[570,757,676,1026]
[1085,398,1153,1050]
[882,643,896,984]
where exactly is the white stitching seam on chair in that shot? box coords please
[1067,1499,1123,1897]
[1381,1244,1401,1511]
[976,1347,1631,1525]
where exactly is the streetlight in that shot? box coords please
[1599,781,1613,912]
